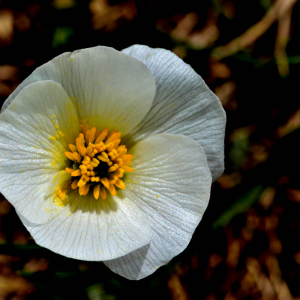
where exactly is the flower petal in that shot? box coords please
[20,191,153,261]
[122,45,226,181]
[0,80,79,223]
[2,46,156,136]
[104,133,212,280]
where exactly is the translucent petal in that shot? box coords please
[122,45,226,181]
[104,133,212,279]
[2,46,156,136]
[0,81,79,223]
[20,191,153,261]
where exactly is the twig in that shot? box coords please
[211,0,298,61]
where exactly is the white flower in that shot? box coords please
[0,45,226,280]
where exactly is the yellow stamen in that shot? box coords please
[71,169,81,177]
[79,165,87,174]
[113,168,124,178]
[79,133,85,144]
[65,167,74,174]
[102,127,109,134]
[86,144,93,156]
[64,128,134,200]
[91,176,100,182]
[79,184,90,195]
[82,156,90,165]
[87,171,96,177]
[95,130,101,140]
[71,179,79,189]
[76,138,82,153]
[121,166,134,172]
[105,132,121,144]
[108,165,118,172]
[90,158,100,168]
[95,131,107,144]
[121,154,133,161]
[98,156,108,162]
[65,151,75,161]
[85,130,90,143]
[101,152,108,159]
[75,138,86,156]
[99,186,106,200]
[82,184,90,196]
[100,177,109,189]
[89,127,96,144]
[94,184,100,199]
[108,183,117,196]
[69,144,77,152]
[78,174,89,187]
[72,152,81,163]
[106,129,116,140]
[113,139,121,148]
[115,179,125,189]
[80,146,86,157]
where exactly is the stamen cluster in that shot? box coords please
[64,127,133,200]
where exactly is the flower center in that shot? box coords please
[64,127,134,200]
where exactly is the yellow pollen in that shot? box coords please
[64,127,134,200]
[56,186,67,202]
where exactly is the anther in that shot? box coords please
[98,156,108,162]
[71,169,81,177]
[69,144,77,152]
[82,156,90,165]
[79,165,87,174]
[121,166,134,172]
[65,151,75,161]
[101,152,108,159]
[71,179,79,189]
[100,177,109,189]
[91,176,100,182]
[115,179,125,189]
[88,127,96,144]
[90,158,100,168]
[95,131,107,144]
[78,174,89,187]
[72,152,81,163]
[108,183,117,196]
[99,186,106,200]
[65,168,74,174]
[94,184,100,199]
[85,129,90,143]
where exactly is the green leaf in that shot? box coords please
[52,27,74,48]
[212,185,264,229]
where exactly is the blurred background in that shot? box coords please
[0,0,300,299]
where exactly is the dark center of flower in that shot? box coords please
[94,162,109,179]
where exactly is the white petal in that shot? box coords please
[122,45,226,181]
[20,191,153,261]
[2,46,156,136]
[104,133,212,280]
[0,80,79,224]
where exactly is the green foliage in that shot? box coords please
[212,185,264,229]
[52,27,74,49]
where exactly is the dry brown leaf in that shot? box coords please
[246,257,276,300]
[167,273,190,300]
[277,108,300,138]
[170,12,198,42]
[0,9,14,46]
[265,255,294,300]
